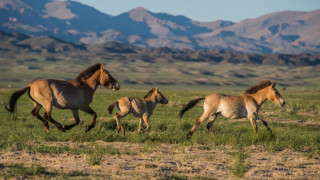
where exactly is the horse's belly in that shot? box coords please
[53,93,85,109]
[220,107,247,119]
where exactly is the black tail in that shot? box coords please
[5,86,30,113]
[108,101,117,114]
[179,97,205,119]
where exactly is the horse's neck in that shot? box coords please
[145,95,157,112]
[250,88,269,107]
[80,71,100,91]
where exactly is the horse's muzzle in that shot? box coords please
[161,99,169,104]
[113,83,120,91]
[279,98,285,107]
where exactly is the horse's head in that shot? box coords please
[146,87,168,104]
[99,65,120,91]
[267,82,285,107]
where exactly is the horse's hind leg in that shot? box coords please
[188,112,210,137]
[114,110,128,136]
[206,114,218,137]
[43,103,65,132]
[81,106,97,132]
[31,103,49,133]
[63,110,80,131]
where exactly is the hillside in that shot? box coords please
[1,31,320,66]
[1,0,320,54]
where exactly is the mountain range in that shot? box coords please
[1,0,320,54]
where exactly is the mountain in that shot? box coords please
[1,0,320,54]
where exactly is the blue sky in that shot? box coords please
[72,0,320,22]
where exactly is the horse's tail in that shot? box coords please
[179,97,205,119]
[108,101,118,114]
[5,85,30,113]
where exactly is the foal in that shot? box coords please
[108,87,168,136]
[180,80,285,137]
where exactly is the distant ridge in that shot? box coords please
[1,31,319,66]
[1,0,320,54]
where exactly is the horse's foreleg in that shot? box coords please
[206,115,218,137]
[44,104,65,132]
[257,117,272,132]
[138,117,143,133]
[142,114,150,132]
[31,103,49,133]
[81,107,97,132]
[248,114,258,133]
[188,113,209,137]
[63,110,80,131]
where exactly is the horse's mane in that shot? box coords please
[76,63,101,80]
[144,89,155,99]
[244,80,273,94]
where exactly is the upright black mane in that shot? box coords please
[76,63,101,80]
[244,80,273,94]
[144,88,155,99]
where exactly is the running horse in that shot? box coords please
[108,87,168,136]
[179,80,285,137]
[5,63,120,132]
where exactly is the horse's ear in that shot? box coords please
[100,64,105,70]
[155,87,159,92]
[271,82,277,88]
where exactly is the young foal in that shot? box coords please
[180,80,285,137]
[108,87,168,136]
[5,63,120,132]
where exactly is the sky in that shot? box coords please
[72,0,320,22]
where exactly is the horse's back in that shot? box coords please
[29,79,90,109]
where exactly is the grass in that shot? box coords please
[0,88,319,178]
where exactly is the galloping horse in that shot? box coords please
[179,80,285,137]
[108,87,168,136]
[5,63,120,132]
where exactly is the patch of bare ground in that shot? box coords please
[0,141,319,179]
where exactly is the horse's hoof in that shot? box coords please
[187,132,193,138]
[63,125,71,131]
[44,127,50,133]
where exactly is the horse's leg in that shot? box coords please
[43,103,65,132]
[63,109,80,131]
[114,110,130,136]
[138,117,143,133]
[188,112,210,137]
[256,116,272,132]
[80,106,97,132]
[142,113,150,132]
[248,113,258,133]
[31,103,49,133]
[206,114,218,137]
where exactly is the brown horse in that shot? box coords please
[179,80,285,137]
[5,63,120,132]
[108,87,168,136]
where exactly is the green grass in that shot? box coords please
[1,89,319,148]
[0,88,319,177]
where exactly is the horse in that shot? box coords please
[108,87,168,136]
[179,80,285,137]
[5,63,120,132]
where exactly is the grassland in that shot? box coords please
[0,51,319,178]
[0,88,319,179]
